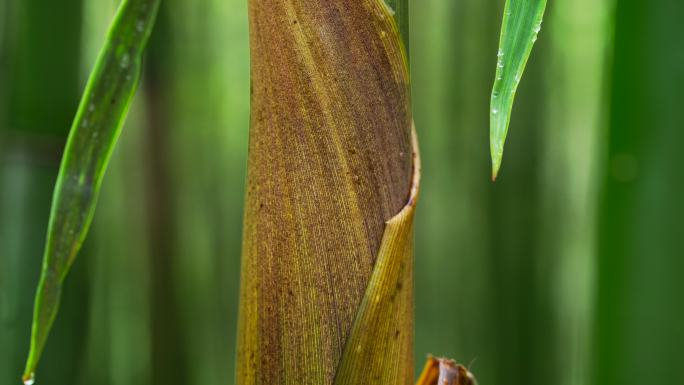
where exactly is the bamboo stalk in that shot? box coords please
[236,1,414,383]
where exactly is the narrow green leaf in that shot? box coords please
[489,0,547,180]
[23,0,160,382]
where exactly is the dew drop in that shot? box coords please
[23,373,35,385]
[497,49,504,57]
[382,1,396,16]
[120,53,130,69]
[136,20,145,33]
[492,108,499,115]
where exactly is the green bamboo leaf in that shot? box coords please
[489,0,547,180]
[23,0,160,383]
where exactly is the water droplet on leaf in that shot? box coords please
[23,373,35,385]
[120,53,130,69]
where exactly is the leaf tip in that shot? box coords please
[490,98,506,181]
[22,372,34,385]
[491,147,503,182]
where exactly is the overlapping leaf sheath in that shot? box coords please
[237,0,415,384]
[333,128,418,385]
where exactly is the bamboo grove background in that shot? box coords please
[1,0,682,384]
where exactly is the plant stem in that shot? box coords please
[237,1,414,383]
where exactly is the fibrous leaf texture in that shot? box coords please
[237,0,417,384]
[490,0,547,180]
[23,0,160,383]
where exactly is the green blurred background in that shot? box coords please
[1,0,682,384]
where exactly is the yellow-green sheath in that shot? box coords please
[334,126,420,385]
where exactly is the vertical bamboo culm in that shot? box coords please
[236,0,415,384]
